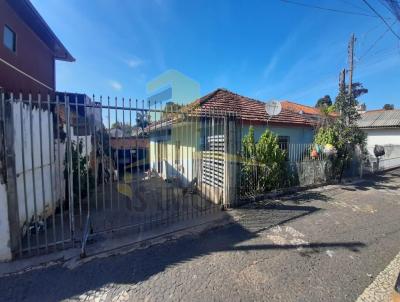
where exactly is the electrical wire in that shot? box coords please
[280,0,385,18]
[358,21,397,61]
[338,0,370,13]
[362,0,400,40]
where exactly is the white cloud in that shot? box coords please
[109,80,122,91]
[126,57,144,68]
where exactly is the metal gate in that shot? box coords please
[1,92,233,258]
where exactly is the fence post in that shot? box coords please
[223,114,237,208]
[223,115,229,207]
[1,95,20,257]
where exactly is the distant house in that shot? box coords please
[56,92,103,132]
[0,0,74,94]
[110,135,150,172]
[281,100,337,125]
[148,89,318,202]
[358,109,400,170]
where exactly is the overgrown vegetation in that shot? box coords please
[240,126,289,195]
[313,82,367,180]
[315,95,332,108]
[64,140,95,203]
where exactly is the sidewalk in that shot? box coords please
[356,251,400,302]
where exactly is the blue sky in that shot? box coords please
[32,0,400,110]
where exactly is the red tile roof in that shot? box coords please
[190,89,316,127]
[281,100,339,117]
[281,101,322,116]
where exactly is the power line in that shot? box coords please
[280,0,385,18]
[382,0,400,22]
[358,21,397,61]
[339,0,370,13]
[362,0,400,40]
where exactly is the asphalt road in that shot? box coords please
[1,169,400,302]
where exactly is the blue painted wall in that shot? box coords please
[241,124,314,144]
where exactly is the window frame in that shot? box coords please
[278,136,290,151]
[3,25,17,53]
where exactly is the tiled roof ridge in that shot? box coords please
[196,88,315,126]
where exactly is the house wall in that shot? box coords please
[240,123,314,145]
[0,1,55,94]
[150,122,199,186]
[150,121,315,185]
[363,128,400,147]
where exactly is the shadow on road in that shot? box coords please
[351,172,400,192]
[0,199,366,302]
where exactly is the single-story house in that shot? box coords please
[358,109,400,170]
[148,89,319,203]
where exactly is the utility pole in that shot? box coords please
[338,68,346,117]
[347,34,355,98]
[339,68,346,91]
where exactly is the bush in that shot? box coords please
[64,140,95,203]
[240,126,288,194]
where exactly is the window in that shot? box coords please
[278,136,289,151]
[3,25,16,52]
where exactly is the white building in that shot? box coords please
[358,109,400,170]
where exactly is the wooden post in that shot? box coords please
[348,34,355,99]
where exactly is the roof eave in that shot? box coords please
[24,0,75,62]
[8,0,75,62]
[54,50,75,62]
[359,125,400,129]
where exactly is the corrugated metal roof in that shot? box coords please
[358,109,400,128]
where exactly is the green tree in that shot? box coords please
[314,82,367,180]
[315,95,332,108]
[383,104,394,110]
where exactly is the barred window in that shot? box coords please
[278,136,289,151]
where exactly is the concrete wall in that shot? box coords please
[288,160,332,187]
[362,128,400,171]
[13,102,63,231]
[0,182,11,261]
[365,144,400,172]
[0,100,66,260]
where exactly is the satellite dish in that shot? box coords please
[265,100,282,117]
